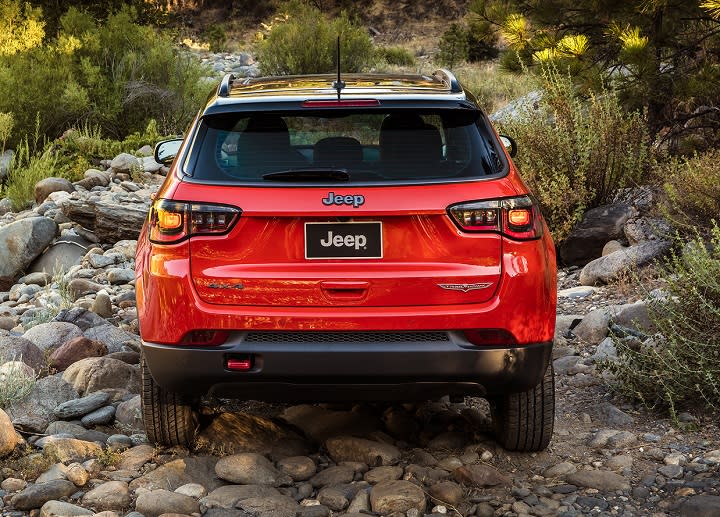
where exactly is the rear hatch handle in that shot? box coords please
[320,280,369,300]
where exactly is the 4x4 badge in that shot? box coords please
[437,282,493,293]
[322,192,365,208]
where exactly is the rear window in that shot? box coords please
[186,109,504,183]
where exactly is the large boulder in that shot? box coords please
[579,240,671,285]
[559,203,634,266]
[6,373,78,433]
[48,337,107,372]
[0,217,58,289]
[0,335,45,372]
[110,153,141,174]
[0,408,22,457]
[62,357,139,396]
[22,322,83,354]
[28,234,90,275]
[34,177,75,205]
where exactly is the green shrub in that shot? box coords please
[498,65,652,241]
[256,1,374,75]
[205,25,228,53]
[0,360,36,409]
[603,225,720,415]
[466,16,499,62]
[4,138,59,211]
[457,62,537,114]
[436,23,469,68]
[376,46,416,67]
[662,150,720,231]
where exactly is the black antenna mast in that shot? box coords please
[331,36,345,100]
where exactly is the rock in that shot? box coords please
[80,405,116,426]
[326,436,401,467]
[309,465,355,488]
[679,495,720,517]
[48,337,107,372]
[136,489,200,517]
[602,240,626,256]
[141,156,163,173]
[215,452,291,486]
[0,335,45,372]
[128,457,224,492]
[0,149,14,181]
[364,465,404,484]
[544,462,577,478]
[276,456,316,481]
[54,391,111,419]
[201,485,282,509]
[347,489,371,513]
[1,478,28,491]
[236,494,300,517]
[110,153,141,173]
[35,177,75,204]
[62,357,139,395]
[573,309,611,344]
[560,203,634,266]
[318,487,349,511]
[29,237,89,275]
[23,322,83,353]
[597,403,634,426]
[624,216,671,244]
[6,373,78,432]
[281,404,380,442]
[64,462,89,486]
[565,470,630,492]
[115,395,143,431]
[83,324,138,354]
[107,268,134,285]
[91,292,113,318]
[658,464,684,479]
[36,463,68,484]
[39,500,93,517]
[370,480,426,514]
[82,480,132,511]
[10,480,77,510]
[0,408,22,457]
[611,302,654,333]
[67,279,104,301]
[42,437,103,463]
[579,240,671,285]
[75,169,111,189]
[59,192,150,243]
[54,307,108,331]
[19,271,52,285]
[175,482,207,498]
[557,286,597,299]
[195,412,309,457]
[606,454,634,470]
[553,355,582,375]
[0,217,58,289]
[453,465,511,487]
[591,337,618,362]
[428,481,463,506]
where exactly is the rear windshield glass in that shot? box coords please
[187,109,504,183]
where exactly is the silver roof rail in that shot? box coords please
[432,69,462,93]
[218,73,235,97]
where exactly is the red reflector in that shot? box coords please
[227,357,253,371]
[464,329,517,346]
[302,99,380,107]
[180,330,229,346]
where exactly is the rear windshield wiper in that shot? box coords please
[262,168,351,181]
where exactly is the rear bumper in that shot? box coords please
[142,333,552,401]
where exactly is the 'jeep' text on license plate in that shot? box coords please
[305,222,382,259]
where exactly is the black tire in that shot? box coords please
[141,354,198,446]
[490,363,555,452]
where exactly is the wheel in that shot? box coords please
[490,363,555,452]
[141,354,198,446]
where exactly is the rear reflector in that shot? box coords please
[302,99,380,107]
[180,330,229,346]
[227,356,253,371]
[464,329,518,346]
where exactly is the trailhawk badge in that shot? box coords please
[437,282,493,293]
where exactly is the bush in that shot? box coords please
[376,46,416,67]
[0,360,36,409]
[662,150,720,231]
[498,65,653,241]
[0,5,209,147]
[3,137,60,211]
[436,23,469,68]
[466,16,499,62]
[603,225,720,415]
[256,1,374,75]
[457,62,537,114]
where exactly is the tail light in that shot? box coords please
[148,199,240,244]
[180,330,229,346]
[447,195,543,240]
[464,329,517,346]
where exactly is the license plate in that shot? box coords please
[305,222,382,259]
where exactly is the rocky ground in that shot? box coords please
[0,148,719,517]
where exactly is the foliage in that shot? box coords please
[604,225,720,415]
[498,65,652,241]
[0,112,13,153]
[0,0,44,55]
[662,150,720,231]
[436,23,470,68]
[471,0,720,143]
[255,1,374,75]
[466,15,499,62]
[204,25,227,52]
[0,360,36,409]
[0,4,209,147]
[456,62,537,114]
[376,46,416,67]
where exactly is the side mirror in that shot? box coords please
[154,139,184,166]
[499,135,517,158]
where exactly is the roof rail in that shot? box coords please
[218,73,235,97]
[432,69,462,94]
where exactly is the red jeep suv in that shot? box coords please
[136,70,557,451]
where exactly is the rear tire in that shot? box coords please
[490,363,555,452]
[141,354,198,446]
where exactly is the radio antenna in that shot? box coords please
[331,36,345,100]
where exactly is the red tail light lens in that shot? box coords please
[464,329,517,346]
[448,195,543,240]
[148,199,240,244]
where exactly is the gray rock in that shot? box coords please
[45,421,87,438]
[91,292,113,318]
[115,395,143,431]
[624,216,671,245]
[88,254,115,268]
[53,307,107,331]
[591,337,618,363]
[370,480,427,514]
[81,480,131,511]
[0,149,14,181]
[602,240,626,256]
[39,500,93,517]
[679,495,720,517]
[347,488,371,513]
[83,324,138,354]
[0,334,45,372]
[141,156,163,173]
[553,355,582,375]
[365,465,404,484]
[276,456,316,481]
[236,494,300,517]
[573,309,611,345]
[658,464,684,479]
[606,454,633,470]
[10,479,76,510]
[128,456,224,492]
[606,430,637,448]
[588,429,621,448]
[116,444,155,470]
[611,302,654,333]
[41,437,103,463]
[579,240,671,285]
[110,153,141,174]
[136,488,199,517]
[215,452,291,486]
[597,403,634,426]
[62,357,139,395]
[36,463,69,483]
[107,268,134,285]
[453,465,511,487]
[7,373,78,432]
[565,470,630,491]
[54,391,111,419]
[0,217,58,289]
[201,485,282,509]
[0,408,22,457]
[22,322,83,353]
[560,203,634,266]
[326,436,401,467]
[18,271,52,286]
[80,405,115,426]
[310,465,355,488]
[543,462,577,478]
[557,286,597,299]
[29,238,89,275]
[175,482,207,498]
[35,177,75,205]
